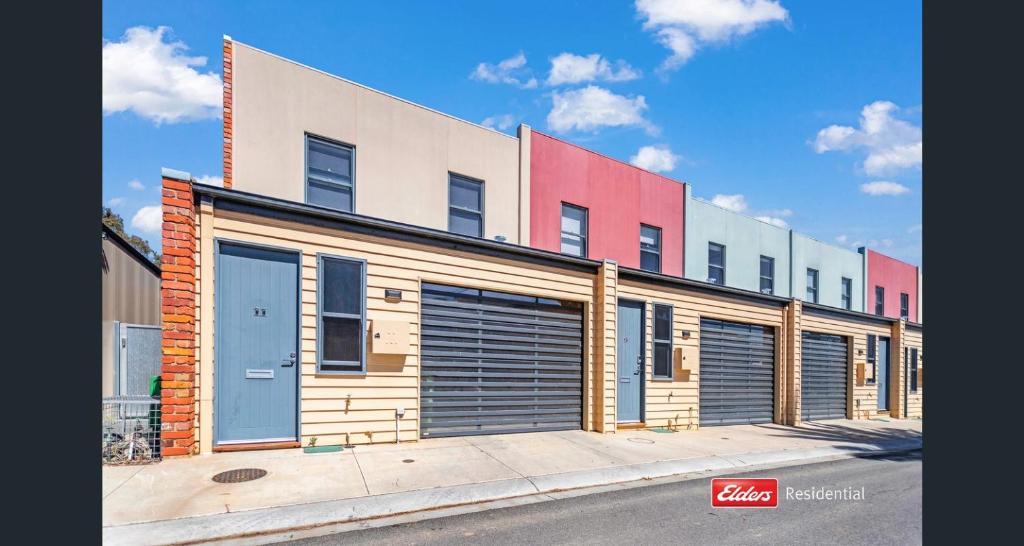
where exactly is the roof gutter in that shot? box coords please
[618,267,791,307]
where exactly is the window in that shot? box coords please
[841,278,853,310]
[909,348,919,392]
[759,256,774,294]
[875,286,885,316]
[306,135,354,212]
[560,203,588,257]
[448,173,484,237]
[317,255,366,373]
[900,293,909,320]
[653,303,673,379]
[707,242,725,285]
[806,268,819,303]
[640,225,661,273]
[866,334,877,384]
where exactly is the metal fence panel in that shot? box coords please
[102,396,161,464]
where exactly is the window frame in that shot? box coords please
[909,348,919,392]
[900,292,909,320]
[707,242,726,285]
[875,286,885,316]
[447,172,485,238]
[866,334,877,385]
[316,253,368,375]
[806,268,819,303]
[841,277,853,310]
[652,303,673,380]
[304,133,356,213]
[639,224,662,273]
[559,202,588,258]
[759,255,774,295]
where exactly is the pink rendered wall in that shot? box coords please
[530,131,684,276]
[867,249,919,321]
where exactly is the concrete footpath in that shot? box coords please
[103,419,922,545]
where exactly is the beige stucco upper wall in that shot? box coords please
[231,42,525,244]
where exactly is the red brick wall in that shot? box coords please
[223,37,233,189]
[160,174,197,456]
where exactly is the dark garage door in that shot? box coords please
[800,331,848,421]
[699,318,776,426]
[420,283,584,438]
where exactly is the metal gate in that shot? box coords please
[699,318,775,426]
[115,323,162,396]
[800,331,848,421]
[420,283,583,438]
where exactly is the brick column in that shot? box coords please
[160,168,197,456]
[222,35,233,189]
[783,299,803,426]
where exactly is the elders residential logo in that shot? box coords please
[711,478,778,508]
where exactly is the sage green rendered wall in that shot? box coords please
[791,232,865,311]
[684,190,792,297]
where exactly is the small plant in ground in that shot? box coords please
[308,436,318,447]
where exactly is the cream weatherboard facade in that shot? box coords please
[227,38,531,245]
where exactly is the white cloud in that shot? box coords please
[629,145,680,173]
[835,234,849,245]
[907,224,922,234]
[481,114,516,131]
[107,197,126,208]
[880,238,894,248]
[194,174,223,187]
[103,26,223,124]
[547,53,641,86]
[131,205,163,234]
[635,0,790,71]
[813,101,922,176]
[763,208,793,218]
[470,53,538,89]
[128,179,145,191]
[860,181,910,196]
[754,215,789,228]
[710,193,748,212]
[547,85,656,134]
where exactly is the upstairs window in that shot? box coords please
[640,225,661,273]
[708,242,725,285]
[448,173,484,237]
[759,255,774,295]
[317,254,366,374]
[653,303,673,379]
[306,135,355,212]
[841,277,853,310]
[806,268,819,303]
[875,286,885,316]
[560,203,588,257]
[900,293,910,320]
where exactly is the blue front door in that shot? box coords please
[617,300,644,423]
[216,242,299,444]
[877,336,891,411]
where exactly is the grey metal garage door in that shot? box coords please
[800,332,848,421]
[420,283,583,438]
[699,318,775,426]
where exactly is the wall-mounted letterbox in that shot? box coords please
[371,320,409,354]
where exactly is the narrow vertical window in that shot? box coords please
[448,173,484,237]
[875,286,885,316]
[653,303,673,379]
[806,268,819,303]
[866,334,877,384]
[841,277,853,310]
[560,203,588,257]
[306,135,355,212]
[708,242,725,285]
[759,256,774,294]
[900,293,909,320]
[910,348,919,392]
[317,255,366,373]
[640,225,661,273]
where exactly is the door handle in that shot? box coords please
[635,354,642,375]
[282,352,296,367]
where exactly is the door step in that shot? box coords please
[213,441,300,453]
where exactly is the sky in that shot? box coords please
[103,0,922,264]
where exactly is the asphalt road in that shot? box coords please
[280,451,922,546]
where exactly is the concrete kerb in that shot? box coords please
[102,438,921,546]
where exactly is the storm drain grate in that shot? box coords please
[212,468,267,483]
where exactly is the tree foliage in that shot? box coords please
[103,207,162,267]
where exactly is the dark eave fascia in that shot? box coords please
[618,267,791,307]
[193,184,602,273]
[802,301,915,328]
[101,224,161,277]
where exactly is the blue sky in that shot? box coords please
[103,0,921,264]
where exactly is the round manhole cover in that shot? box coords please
[212,468,268,483]
[402,459,415,463]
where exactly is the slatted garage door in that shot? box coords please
[420,283,584,438]
[800,332,848,421]
[699,318,775,426]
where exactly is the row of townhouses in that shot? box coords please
[155,37,923,456]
